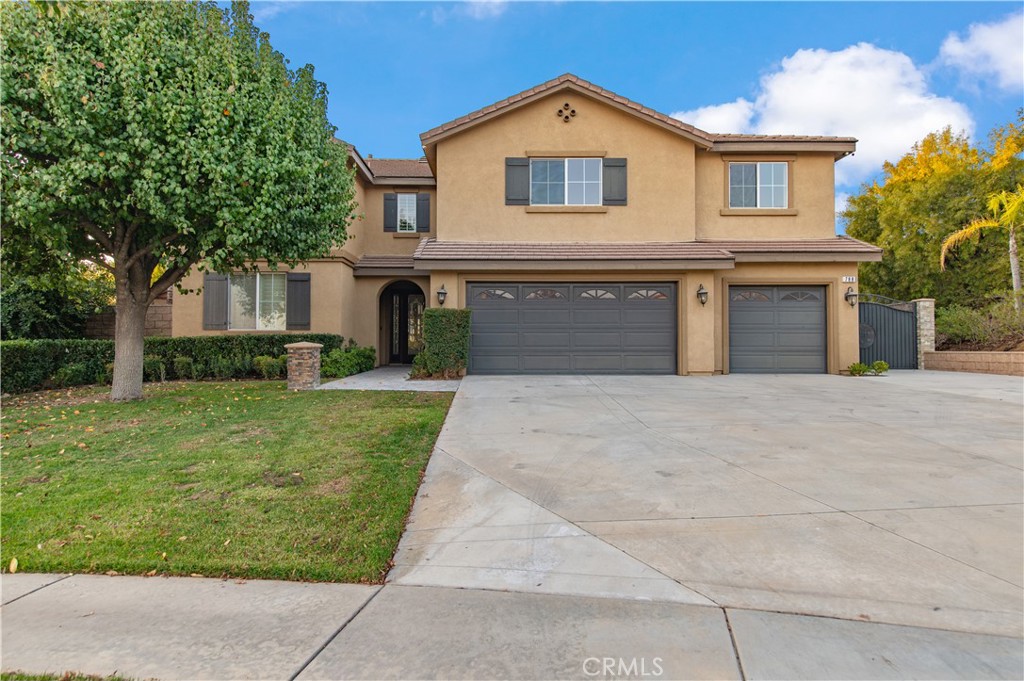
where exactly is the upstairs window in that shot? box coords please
[397,194,417,232]
[729,162,788,209]
[530,158,602,206]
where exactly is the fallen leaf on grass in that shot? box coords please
[224,539,230,546]
[9,557,17,573]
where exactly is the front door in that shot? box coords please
[389,288,425,364]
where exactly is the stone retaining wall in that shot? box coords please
[922,351,1024,377]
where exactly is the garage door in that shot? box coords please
[729,286,826,373]
[468,283,677,374]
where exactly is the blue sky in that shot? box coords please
[250,1,1023,207]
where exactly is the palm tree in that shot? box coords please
[941,184,1023,310]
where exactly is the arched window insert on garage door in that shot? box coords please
[474,288,516,300]
[525,287,567,300]
[627,287,670,301]
[578,288,618,300]
[731,290,771,302]
[781,291,822,302]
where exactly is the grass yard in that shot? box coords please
[0,382,452,583]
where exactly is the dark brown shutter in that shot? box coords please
[202,273,229,330]
[286,272,311,330]
[383,193,398,232]
[505,157,530,205]
[416,193,431,232]
[603,158,627,206]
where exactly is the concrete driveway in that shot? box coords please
[389,370,1023,676]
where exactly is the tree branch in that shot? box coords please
[123,232,182,271]
[80,219,114,252]
[148,260,194,304]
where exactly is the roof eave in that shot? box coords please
[709,140,857,161]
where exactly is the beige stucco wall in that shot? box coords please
[347,185,436,257]
[429,261,858,375]
[694,152,838,239]
[434,91,698,242]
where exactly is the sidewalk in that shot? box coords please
[3,573,1021,680]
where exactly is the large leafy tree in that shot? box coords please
[1,1,355,400]
[844,119,1024,307]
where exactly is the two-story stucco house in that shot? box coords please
[173,74,881,375]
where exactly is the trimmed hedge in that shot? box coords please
[412,308,471,379]
[1,334,345,394]
[322,344,377,379]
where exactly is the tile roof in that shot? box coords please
[697,237,881,253]
[413,239,734,261]
[412,237,881,262]
[354,255,416,269]
[365,158,434,178]
[419,73,857,148]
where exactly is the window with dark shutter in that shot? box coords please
[602,158,627,206]
[202,273,229,330]
[505,158,529,205]
[286,273,311,330]
[416,194,431,232]
[383,193,398,232]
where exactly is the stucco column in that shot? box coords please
[912,298,935,370]
[285,342,323,390]
[684,274,716,375]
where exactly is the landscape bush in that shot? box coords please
[254,355,286,380]
[411,309,471,379]
[936,300,1024,346]
[0,334,345,394]
[321,343,377,379]
[143,355,166,383]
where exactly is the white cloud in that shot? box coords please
[940,11,1024,92]
[251,1,299,23]
[672,98,754,134]
[835,192,850,217]
[463,1,508,20]
[672,43,974,186]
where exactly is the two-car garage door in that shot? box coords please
[466,282,827,375]
[467,283,677,374]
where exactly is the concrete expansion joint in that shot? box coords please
[0,572,72,607]
[287,585,382,681]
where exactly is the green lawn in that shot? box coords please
[0,382,452,583]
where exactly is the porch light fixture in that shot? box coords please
[436,284,447,307]
[696,283,709,307]
[845,286,858,307]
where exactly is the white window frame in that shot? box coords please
[728,161,789,209]
[228,272,287,331]
[530,158,603,206]
[396,193,417,233]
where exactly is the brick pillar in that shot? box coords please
[285,342,323,390]
[913,298,935,370]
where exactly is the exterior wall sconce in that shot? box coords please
[436,284,447,307]
[845,287,858,307]
[696,283,709,306]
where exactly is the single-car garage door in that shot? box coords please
[468,283,677,374]
[729,286,826,373]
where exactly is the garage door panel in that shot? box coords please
[573,308,622,325]
[729,285,826,374]
[523,354,573,371]
[468,282,676,374]
[473,331,519,349]
[523,332,571,348]
[574,331,623,347]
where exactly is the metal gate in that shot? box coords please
[859,294,918,369]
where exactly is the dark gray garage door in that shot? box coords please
[468,283,677,374]
[729,286,826,373]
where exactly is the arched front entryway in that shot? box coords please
[379,280,426,365]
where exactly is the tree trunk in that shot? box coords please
[1010,226,1022,312]
[110,276,150,401]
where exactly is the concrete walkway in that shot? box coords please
[319,365,460,392]
[3,371,1022,679]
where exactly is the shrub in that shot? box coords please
[411,308,471,379]
[321,345,376,379]
[173,356,196,380]
[870,360,890,375]
[936,305,990,344]
[143,355,166,383]
[0,334,344,394]
[254,355,285,380]
[52,362,96,388]
[847,362,869,376]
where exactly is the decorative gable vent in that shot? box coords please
[556,102,576,122]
